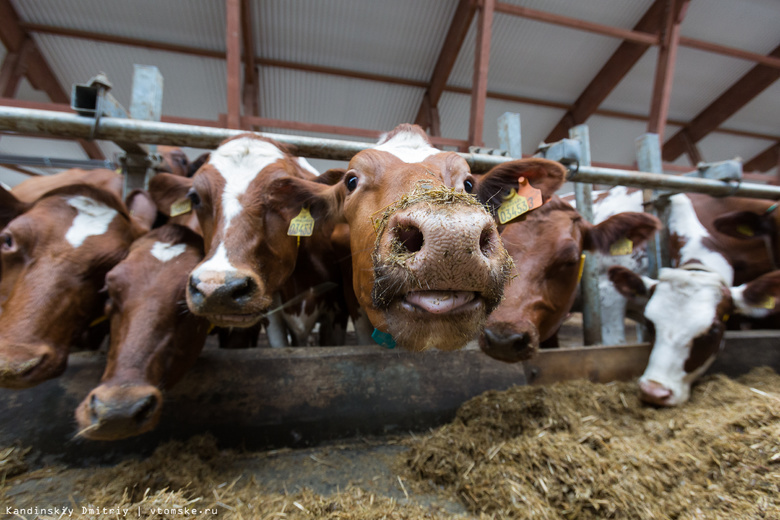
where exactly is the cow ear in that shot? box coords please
[583,212,661,252]
[187,153,210,177]
[714,210,771,240]
[125,189,157,236]
[266,176,344,224]
[315,168,346,186]
[732,270,780,317]
[608,265,656,298]
[148,173,194,217]
[475,158,567,213]
[0,186,29,229]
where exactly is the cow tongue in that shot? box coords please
[405,291,475,314]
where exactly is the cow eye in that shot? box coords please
[464,179,474,193]
[345,174,359,192]
[186,188,201,207]
[0,233,14,251]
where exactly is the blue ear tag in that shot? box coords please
[372,328,397,349]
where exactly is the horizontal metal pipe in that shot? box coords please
[0,153,115,170]
[1,106,779,199]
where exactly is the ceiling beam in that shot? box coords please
[743,143,779,173]
[662,43,780,161]
[647,0,690,144]
[0,0,103,159]
[544,0,666,143]
[225,0,242,129]
[0,36,35,97]
[414,0,476,130]
[469,0,495,147]
[240,0,259,119]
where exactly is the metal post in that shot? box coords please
[497,112,521,158]
[636,134,671,278]
[570,124,602,346]
[122,65,163,193]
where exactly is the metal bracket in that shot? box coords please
[683,158,742,183]
[468,146,509,156]
[535,138,582,166]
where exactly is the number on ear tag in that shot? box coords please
[287,207,315,237]
[610,237,633,256]
[497,177,543,224]
[170,198,192,217]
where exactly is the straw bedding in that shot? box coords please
[2,368,778,519]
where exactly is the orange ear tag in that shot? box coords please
[170,198,192,217]
[610,237,633,256]
[287,207,315,238]
[759,296,776,310]
[497,177,543,224]
[737,225,755,237]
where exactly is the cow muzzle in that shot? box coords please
[0,343,64,389]
[187,268,269,327]
[75,383,163,440]
[479,320,540,363]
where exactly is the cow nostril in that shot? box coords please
[479,227,493,256]
[189,275,203,296]
[395,226,424,254]
[228,276,255,300]
[131,395,159,425]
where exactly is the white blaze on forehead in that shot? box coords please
[191,242,234,278]
[65,196,119,248]
[668,194,734,284]
[640,268,725,403]
[209,136,286,231]
[374,130,440,163]
[296,157,320,176]
[150,241,187,262]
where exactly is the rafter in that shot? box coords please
[545,0,666,143]
[225,0,242,129]
[240,0,259,120]
[414,0,476,130]
[663,43,780,161]
[743,143,779,173]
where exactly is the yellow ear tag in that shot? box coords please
[576,253,586,284]
[610,237,633,256]
[170,198,192,217]
[759,296,776,310]
[287,207,315,237]
[737,225,755,237]
[497,177,543,224]
[89,315,108,328]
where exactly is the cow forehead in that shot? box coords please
[373,131,440,163]
[150,241,188,262]
[645,269,724,333]
[64,195,119,248]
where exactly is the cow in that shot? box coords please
[478,195,661,362]
[0,184,151,388]
[148,135,349,347]
[75,224,209,440]
[593,187,780,405]
[262,124,568,351]
[11,168,123,203]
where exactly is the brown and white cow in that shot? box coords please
[149,134,348,347]
[479,196,661,362]
[0,184,148,388]
[75,224,209,440]
[597,188,780,405]
[267,124,567,351]
[11,168,123,203]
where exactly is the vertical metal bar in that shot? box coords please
[570,124,602,346]
[122,65,163,194]
[497,112,522,158]
[225,0,242,129]
[636,133,671,277]
[468,0,494,147]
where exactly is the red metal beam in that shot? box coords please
[225,0,242,129]
[662,43,780,161]
[545,0,669,143]
[743,143,780,173]
[414,0,477,129]
[647,0,690,144]
[469,0,495,147]
[240,0,259,120]
[0,37,35,97]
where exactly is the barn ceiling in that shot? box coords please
[0,0,778,185]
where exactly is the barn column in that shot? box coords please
[225,0,242,129]
[468,0,495,147]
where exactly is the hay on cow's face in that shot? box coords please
[405,367,780,519]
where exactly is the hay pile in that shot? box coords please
[405,368,780,519]
[0,444,30,482]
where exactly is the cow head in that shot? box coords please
[609,265,780,406]
[75,224,209,440]
[269,124,566,351]
[480,198,661,362]
[148,134,336,328]
[0,185,141,388]
[156,146,191,177]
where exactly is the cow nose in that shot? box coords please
[78,385,163,440]
[479,327,539,363]
[0,343,61,389]
[189,271,257,306]
[389,211,498,260]
[638,380,673,406]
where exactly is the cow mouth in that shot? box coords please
[208,313,263,328]
[400,291,481,315]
